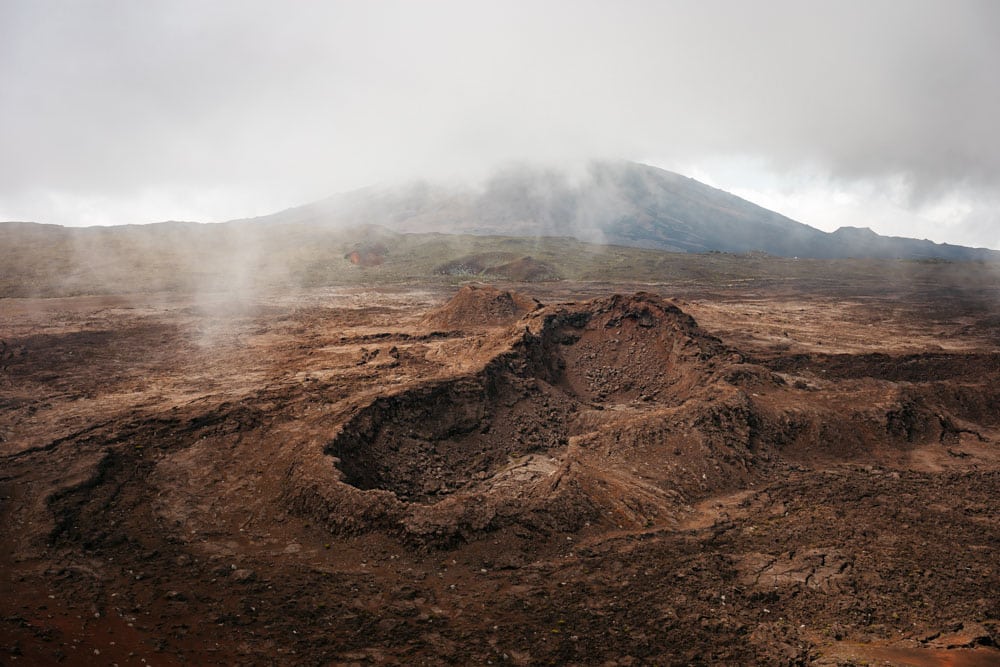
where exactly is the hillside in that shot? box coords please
[5,220,1000,301]
[243,161,1000,261]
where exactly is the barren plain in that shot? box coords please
[2,263,1000,665]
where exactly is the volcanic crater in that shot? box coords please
[328,292,725,501]
[3,281,999,666]
[305,287,1000,548]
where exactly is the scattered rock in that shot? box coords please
[232,569,256,583]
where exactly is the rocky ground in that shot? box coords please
[1,281,998,666]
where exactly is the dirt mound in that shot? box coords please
[420,284,542,329]
[523,292,734,403]
[484,256,561,282]
[310,293,774,543]
[434,252,519,276]
[435,254,560,281]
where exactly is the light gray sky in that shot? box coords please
[2,0,998,247]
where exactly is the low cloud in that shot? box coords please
[1,1,997,246]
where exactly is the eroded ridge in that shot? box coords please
[303,290,1000,545]
[304,293,768,543]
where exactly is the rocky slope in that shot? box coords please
[250,161,1000,260]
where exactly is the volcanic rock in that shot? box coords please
[420,284,542,330]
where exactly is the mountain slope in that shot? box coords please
[247,161,999,261]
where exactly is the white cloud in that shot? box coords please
[0,0,998,247]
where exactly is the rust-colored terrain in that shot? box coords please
[2,279,999,666]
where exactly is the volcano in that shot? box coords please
[247,161,1000,261]
[285,290,995,549]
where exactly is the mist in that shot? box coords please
[1,1,998,247]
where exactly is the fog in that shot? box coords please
[1,1,998,247]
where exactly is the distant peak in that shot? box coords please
[832,226,879,236]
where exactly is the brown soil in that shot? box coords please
[485,257,561,282]
[1,284,998,666]
[420,284,542,330]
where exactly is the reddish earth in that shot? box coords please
[420,284,542,330]
[485,257,561,282]
[346,243,389,267]
[1,283,998,665]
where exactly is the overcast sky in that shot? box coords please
[2,0,998,247]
